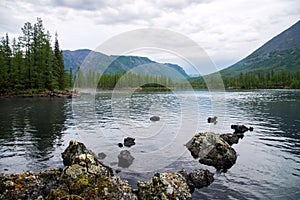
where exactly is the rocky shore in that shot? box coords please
[0,90,74,98]
[0,126,252,199]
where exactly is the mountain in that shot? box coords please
[219,20,300,77]
[63,49,189,80]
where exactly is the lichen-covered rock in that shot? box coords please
[186,132,237,171]
[0,169,62,200]
[49,174,138,200]
[118,150,135,168]
[61,140,112,178]
[137,172,192,200]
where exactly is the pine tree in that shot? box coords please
[53,33,65,90]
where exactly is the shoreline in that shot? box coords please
[0,90,74,99]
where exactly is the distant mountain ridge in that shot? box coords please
[63,49,189,80]
[219,20,300,77]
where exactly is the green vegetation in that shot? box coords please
[189,70,300,89]
[220,47,300,78]
[74,67,190,90]
[0,18,72,95]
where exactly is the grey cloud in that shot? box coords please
[51,0,106,11]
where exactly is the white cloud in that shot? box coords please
[0,0,299,72]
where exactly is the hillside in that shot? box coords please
[63,50,189,80]
[219,20,300,77]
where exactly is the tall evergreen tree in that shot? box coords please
[53,33,65,90]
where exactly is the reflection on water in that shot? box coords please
[0,90,299,199]
[0,98,69,172]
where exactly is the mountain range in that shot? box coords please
[63,49,189,80]
[63,20,300,80]
[219,20,300,77]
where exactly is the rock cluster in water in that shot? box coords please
[186,124,252,172]
[0,123,252,199]
[0,140,214,199]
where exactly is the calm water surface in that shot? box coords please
[0,90,299,199]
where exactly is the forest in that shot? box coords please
[0,18,72,94]
[190,70,300,89]
[75,67,190,90]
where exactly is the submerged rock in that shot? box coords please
[150,116,160,121]
[97,152,107,160]
[231,125,254,134]
[186,132,237,171]
[124,137,136,147]
[207,116,217,124]
[137,172,192,200]
[118,150,135,168]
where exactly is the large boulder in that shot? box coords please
[137,172,192,200]
[54,140,137,200]
[186,132,237,171]
[61,140,113,178]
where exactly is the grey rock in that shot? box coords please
[124,137,135,147]
[186,132,237,171]
[231,125,254,134]
[61,140,112,177]
[220,133,244,146]
[137,172,192,200]
[207,116,217,124]
[118,150,135,168]
[97,152,107,160]
[150,116,160,121]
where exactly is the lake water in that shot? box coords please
[0,90,299,199]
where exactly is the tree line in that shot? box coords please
[0,18,72,94]
[223,70,300,89]
[74,67,191,89]
[190,70,300,89]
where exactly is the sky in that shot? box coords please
[0,0,299,74]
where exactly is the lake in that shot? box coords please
[0,89,299,199]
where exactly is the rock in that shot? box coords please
[49,174,138,200]
[97,152,107,160]
[150,116,160,121]
[188,169,214,192]
[231,125,254,133]
[118,150,135,168]
[0,169,62,200]
[137,172,192,200]
[61,140,112,177]
[118,143,124,148]
[186,132,237,171]
[220,133,244,146]
[124,137,136,147]
[179,169,214,193]
[207,116,217,124]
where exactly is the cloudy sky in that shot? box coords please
[0,0,299,74]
